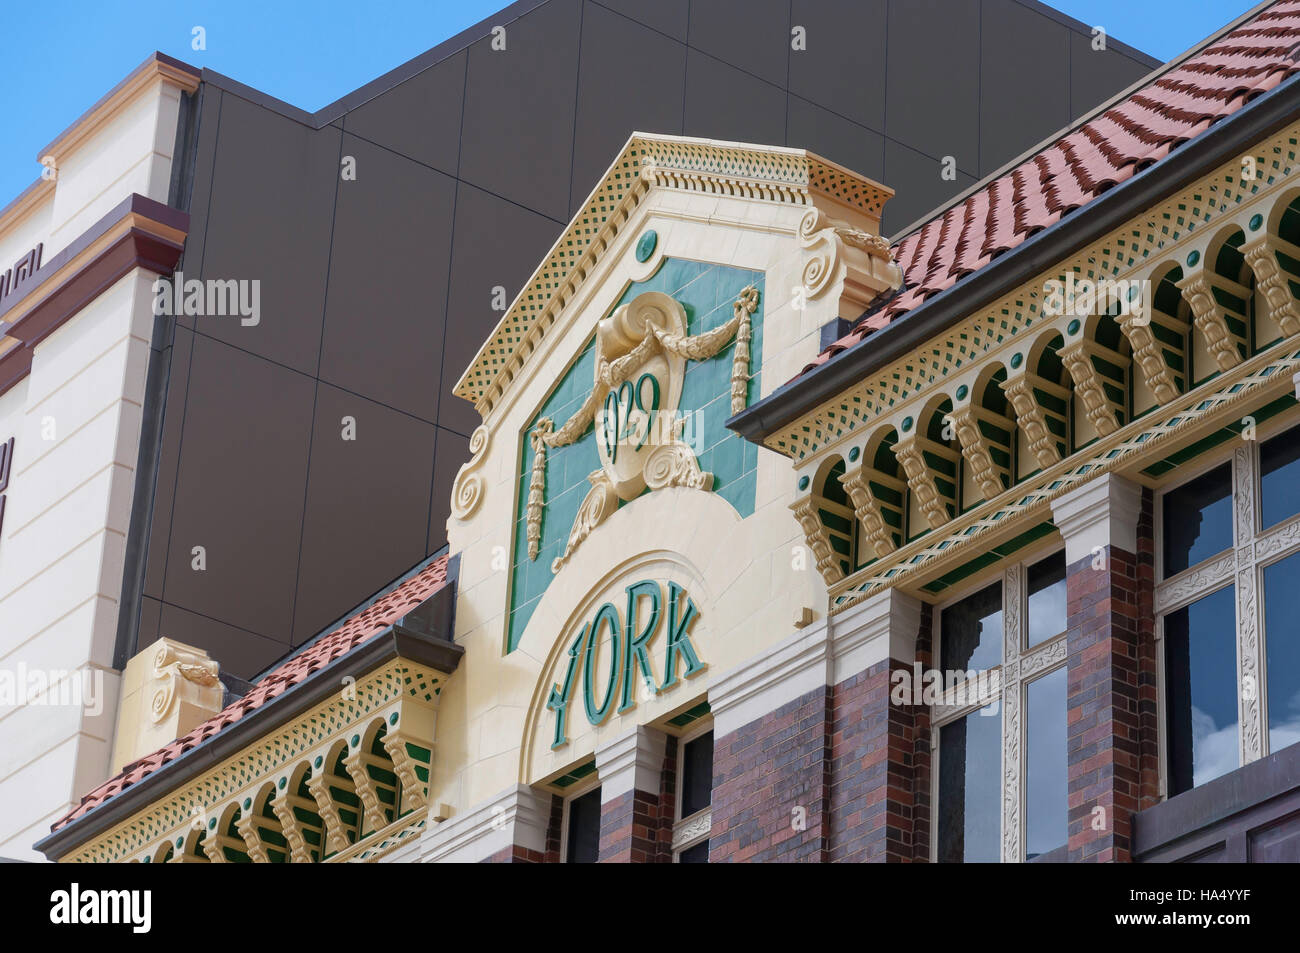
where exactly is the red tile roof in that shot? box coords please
[800,0,1300,376]
[51,554,453,833]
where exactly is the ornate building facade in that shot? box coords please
[14,1,1300,864]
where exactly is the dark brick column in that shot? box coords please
[709,685,832,863]
[594,726,668,863]
[829,601,932,862]
[1052,475,1159,863]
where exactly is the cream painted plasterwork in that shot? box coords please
[772,121,1300,466]
[454,133,896,419]
[779,121,1300,616]
[524,286,760,573]
[59,657,449,864]
[829,340,1300,614]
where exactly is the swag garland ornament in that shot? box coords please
[526,286,759,572]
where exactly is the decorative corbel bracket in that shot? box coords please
[838,467,898,559]
[1059,338,1123,438]
[1177,268,1246,372]
[1001,372,1063,471]
[1242,234,1300,338]
[797,207,902,317]
[947,404,1007,502]
[892,434,952,530]
[790,494,844,586]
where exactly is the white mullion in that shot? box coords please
[1000,563,1023,864]
[1232,444,1264,765]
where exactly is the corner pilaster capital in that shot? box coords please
[594,725,668,800]
[1050,473,1143,562]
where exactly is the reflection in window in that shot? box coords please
[1025,667,1066,859]
[1163,463,1233,576]
[1164,586,1238,795]
[1026,552,1067,648]
[1264,551,1300,756]
[938,704,1001,862]
[941,583,1003,674]
[1261,427,1300,530]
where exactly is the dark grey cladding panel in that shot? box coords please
[183,94,340,377]
[440,181,564,439]
[162,334,315,645]
[682,49,786,148]
[592,0,688,41]
[428,426,470,557]
[688,0,790,89]
[342,48,467,176]
[319,134,456,424]
[884,0,980,179]
[1070,30,1154,125]
[883,137,975,238]
[570,2,686,217]
[143,324,194,603]
[159,601,291,678]
[979,0,1070,177]
[458,0,582,223]
[786,95,885,186]
[291,383,438,646]
[789,0,887,133]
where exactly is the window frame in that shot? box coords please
[1153,413,1300,796]
[559,777,601,864]
[671,722,714,862]
[930,542,1069,863]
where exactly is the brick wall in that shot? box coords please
[596,736,678,863]
[1064,490,1159,862]
[709,686,832,862]
[829,604,932,862]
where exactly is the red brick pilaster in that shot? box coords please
[593,726,669,863]
[829,601,932,862]
[1053,475,1159,863]
[709,685,831,863]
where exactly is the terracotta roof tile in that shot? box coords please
[50,554,453,833]
[798,1,1300,377]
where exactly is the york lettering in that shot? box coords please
[548,580,704,748]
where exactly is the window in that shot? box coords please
[673,728,713,862]
[937,704,1001,862]
[933,549,1068,862]
[1156,422,1300,796]
[563,786,601,863]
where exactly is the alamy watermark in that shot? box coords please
[1042,274,1149,323]
[0,665,105,716]
[152,271,260,326]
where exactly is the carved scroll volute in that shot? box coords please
[838,467,897,560]
[1177,268,1244,372]
[789,495,844,586]
[1242,235,1300,338]
[451,424,491,520]
[892,434,950,531]
[797,207,902,316]
[1001,373,1061,471]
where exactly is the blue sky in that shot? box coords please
[0,0,1262,206]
